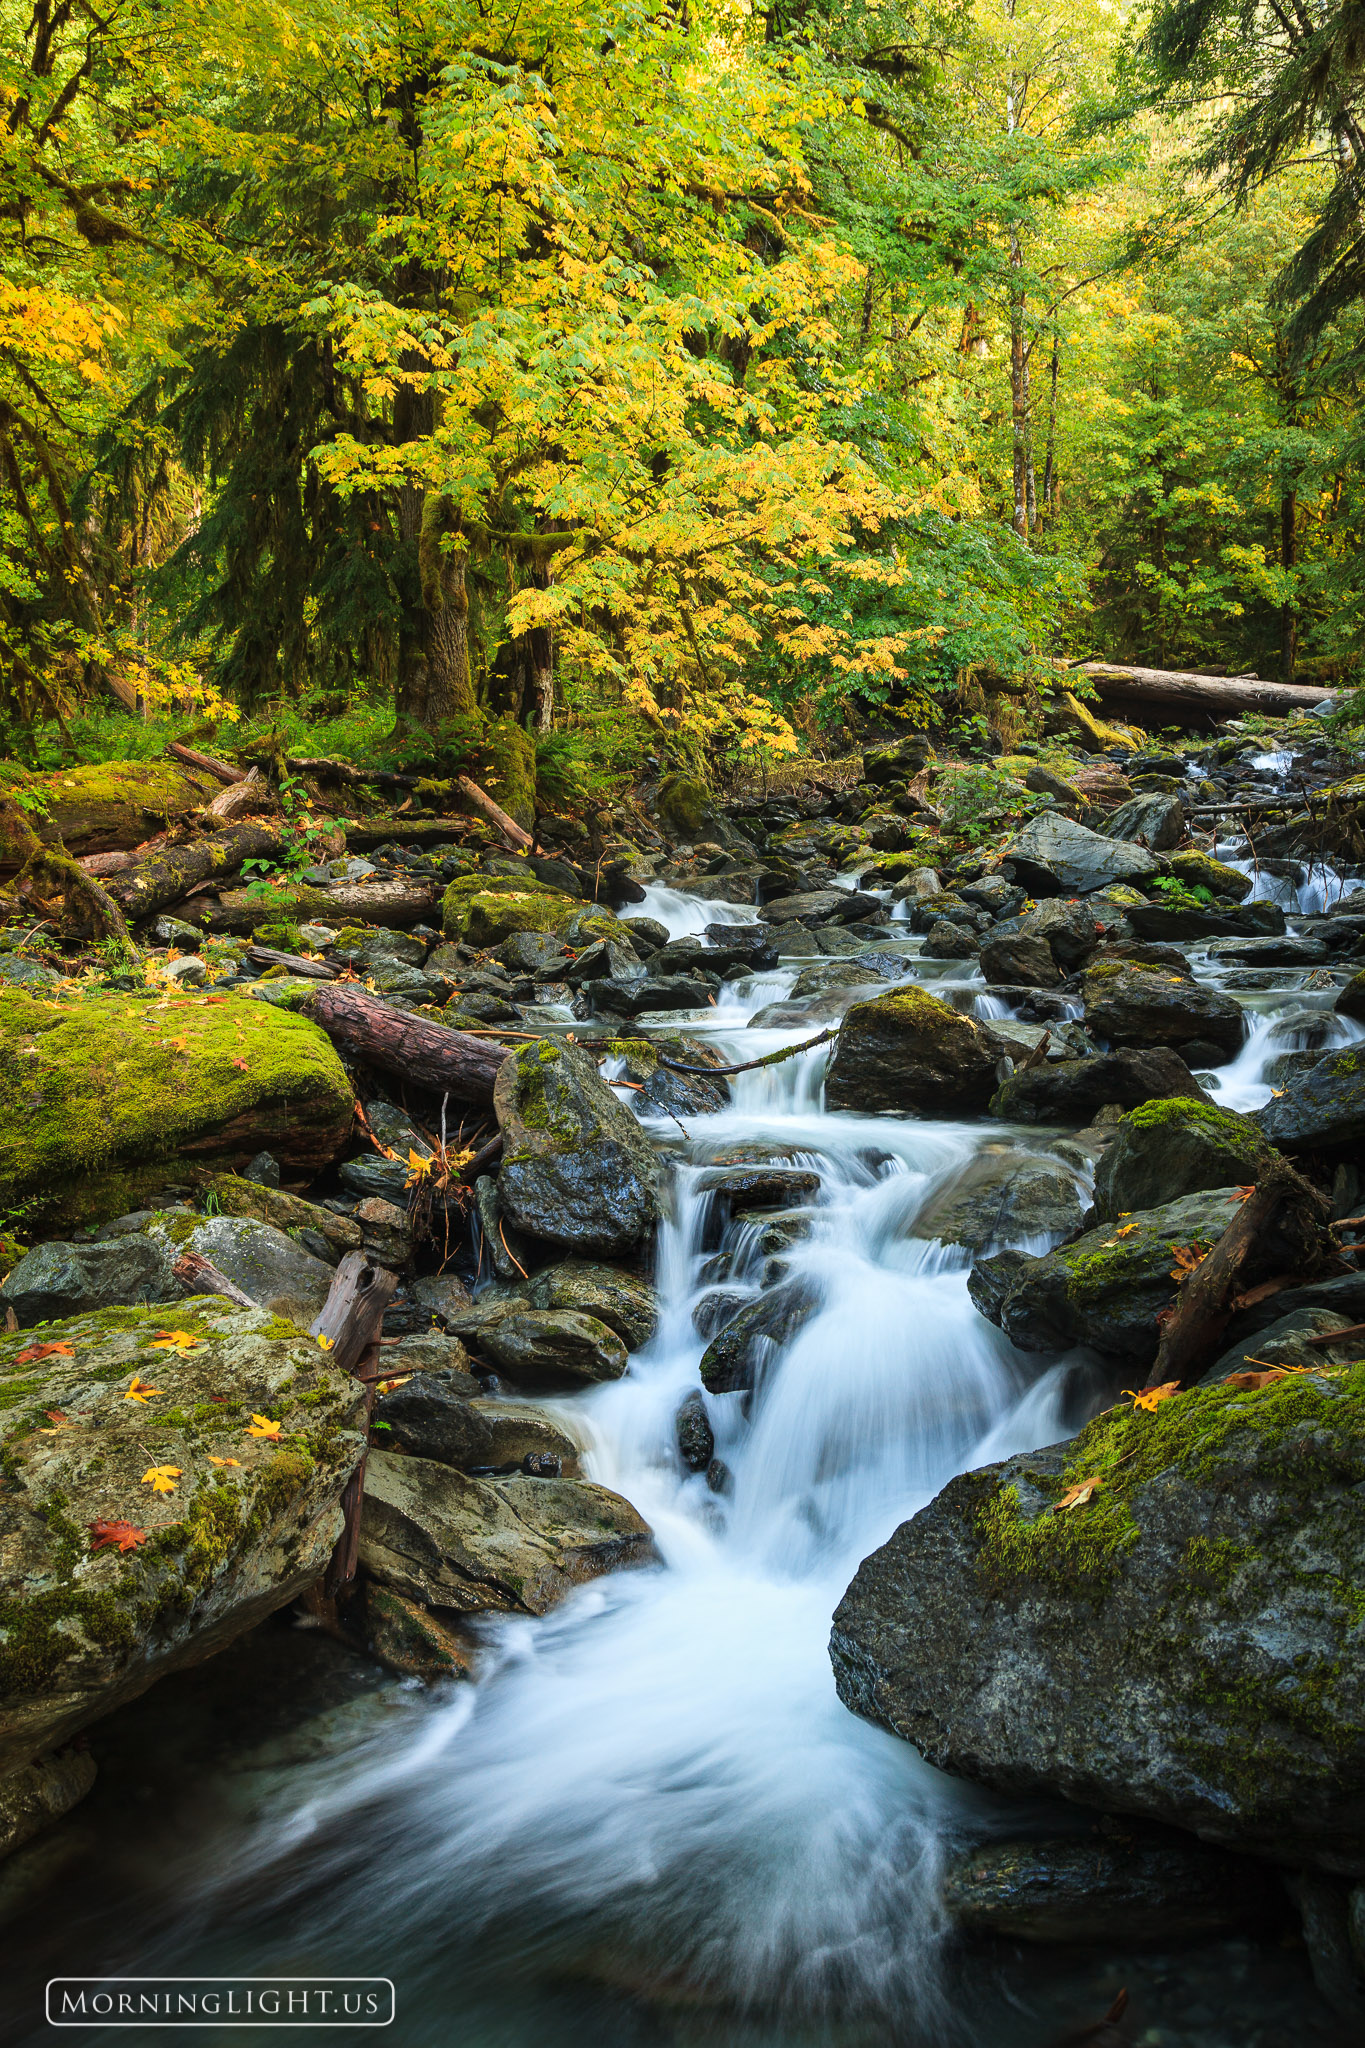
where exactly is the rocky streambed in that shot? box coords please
[1,730,1364,2044]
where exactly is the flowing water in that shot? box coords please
[4,842,1360,2048]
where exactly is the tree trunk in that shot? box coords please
[1281,483,1298,685]
[1009,238,1029,540]
[1074,662,1333,719]
[202,877,440,933]
[303,985,512,1104]
[1041,333,1060,518]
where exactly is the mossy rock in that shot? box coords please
[824,986,998,1115]
[1093,1098,1273,1221]
[0,762,215,862]
[1166,850,1253,902]
[1048,690,1144,755]
[253,922,304,952]
[0,988,353,1219]
[439,875,631,949]
[1335,970,1365,1025]
[656,773,711,841]
[479,719,537,831]
[829,1360,1365,1870]
[0,1300,365,1774]
[494,1039,662,1255]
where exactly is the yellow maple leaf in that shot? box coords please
[1056,1475,1102,1511]
[207,1455,242,1467]
[149,1330,202,1352]
[405,1148,432,1183]
[1124,1381,1182,1413]
[141,1464,182,1494]
[316,1333,334,1351]
[124,1374,162,1402]
[246,1413,282,1439]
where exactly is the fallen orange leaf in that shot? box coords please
[1169,1243,1206,1279]
[207,1455,242,1467]
[89,1519,148,1554]
[246,1413,282,1439]
[1124,1381,1182,1413]
[124,1374,162,1402]
[149,1330,202,1352]
[1056,1475,1102,1511]
[15,1341,75,1364]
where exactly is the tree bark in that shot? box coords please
[105,822,286,922]
[303,985,512,1103]
[202,877,440,933]
[1074,662,1332,718]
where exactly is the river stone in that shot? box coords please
[1103,793,1185,852]
[372,1372,495,1468]
[1255,1046,1365,1152]
[1000,814,1162,895]
[382,1334,477,1383]
[358,1451,657,1615]
[824,987,998,1116]
[476,1308,628,1385]
[1167,850,1253,901]
[699,1277,820,1393]
[675,1389,715,1471]
[0,1236,178,1329]
[828,1362,1365,1872]
[1093,1098,1273,1221]
[1125,900,1286,942]
[515,1260,658,1350]
[496,931,572,978]
[990,1047,1210,1124]
[978,933,1060,989]
[0,1747,98,1860]
[941,1827,1272,1943]
[763,890,880,926]
[790,960,887,999]
[1202,1308,1363,1387]
[146,1215,335,1325]
[1080,961,1244,1058]
[967,1186,1293,1364]
[603,1035,732,1119]
[495,1039,662,1255]
[467,1400,580,1477]
[194,1174,364,1260]
[1337,971,1365,1022]
[361,1584,478,1683]
[697,1166,821,1208]
[912,1152,1082,1253]
[0,1300,365,1778]
[921,920,979,960]
[589,974,719,1017]
[1204,934,1329,968]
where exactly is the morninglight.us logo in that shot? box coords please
[45,1979,395,2027]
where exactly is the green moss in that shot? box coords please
[511,1039,585,1146]
[254,922,303,952]
[655,773,711,839]
[1123,1097,1258,1140]
[479,719,538,831]
[440,878,580,946]
[1167,850,1252,901]
[0,1581,138,1693]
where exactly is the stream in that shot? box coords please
[3,825,1361,2048]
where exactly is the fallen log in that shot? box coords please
[168,742,245,785]
[1074,662,1332,723]
[245,944,340,979]
[105,822,286,923]
[304,984,511,1103]
[202,877,440,933]
[310,1249,398,1376]
[454,775,532,851]
[207,766,270,822]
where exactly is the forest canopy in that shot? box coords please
[3,0,1365,777]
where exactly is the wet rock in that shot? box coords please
[1104,792,1185,852]
[561,939,645,987]
[516,1259,658,1349]
[360,1584,478,1683]
[148,1215,337,1324]
[701,924,780,971]
[0,1301,365,1776]
[404,1273,474,1332]
[913,1152,1083,1252]
[476,1308,628,1385]
[967,1184,1308,1363]
[1126,899,1286,942]
[495,1039,662,1256]
[922,919,980,960]
[1092,1098,1273,1221]
[1255,1045,1365,1152]
[467,1400,580,1477]
[193,1174,364,1261]
[693,1287,749,1338]
[382,1334,477,1382]
[1000,813,1163,895]
[1202,1307,1362,1386]
[697,1166,821,1208]
[1167,849,1254,900]
[828,1363,1365,1873]
[1336,970,1365,1021]
[0,1747,98,1860]
[763,889,880,926]
[589,973,719,1016]
[675,1389,715,1471]
[1207,934,1330,968]
[358,1451,657,1615]
[372,1372,495,1467]
[603,1034,731,1118]
[1079,961,1245,1059]
[0,1236,178,1328]
[790,959,887,999]
[941,1826,1273,1943]
[825,987,999,1116]
[979,933,1061,989]
[906,890,983,934]
[989,1047,1211,1124]
[699,1277,820,1393]
[495,931,572,978]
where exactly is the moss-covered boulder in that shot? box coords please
[440,873,578,946]
[0,990,354,1219]
[1255,1045,1365,1153]
[824,987,998,1116]
[1167,850,1253,902]
[357,1450,657,1615]
[829,1362,1365,1871]
[494,1040,662,1255]
[655,772,711,841]
[476,1308,628,1385]
[0,761,216,864]
[1093,1098,1274,1221]
[0,1299,366,1781]
[967,1185,1310,1365]
[1079,959,1245,1060]
[514,1259,659,1349]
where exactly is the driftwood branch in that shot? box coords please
[656,1027,835,1077]
[309,1249,398,1376]
[172,1249,258,1308]
[454,775,533,851]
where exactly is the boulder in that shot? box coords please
[600,1034,731,1119]
[1204,934,1328,968]
[0,989,354,1221]
[824,988,999,1116]
[190,1174,363,1260]
[1336,971,1365,1022]
[0,1300,365,1778]
[372,1372,495,1468]
[1079,961,1245,1059]
[589,974,719,1017]
[1000,814,1162,895]
[358,1451,656,1614]
[968,1185,1296,1363]
[828,1362,1365,1872]
[361,1584,478,1683]
[1103,793,1185,852]
[763,889,880,926]
[979,933,1060,989]
[921,919,979,960]
[697,1166,821,1208]
[495,931,572,978]
[475,1308,628,1385]
[146,1216,336,1325]
[1255,1046,1365,1152]
[699,1277,820,1392]
[1202,1308,1362,1387]
[1166,850,1253,901]
[467,1400,580,1476]
[990,1048,1210,1124]
[1125,900,1286,942]
[0,1236,178,1329]
[941,1828,1272,1943]
[675,1389,715,1471]
[1093,1098,1274,1221]
[494,1039,662,1255]
[515,1259,659,1349]
[912,1152,1083,1252]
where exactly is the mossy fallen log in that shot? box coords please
[0,761,217,864]
[105,823,286,923]
[199,878,440,933]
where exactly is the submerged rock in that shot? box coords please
[495,1039,662,1255]
[358,1451,657,1614]
[0,1300,365,1778]
[824,987,998,1116]
[913,1152,1083,1252]
[829,1363,1365,1872]
[699,1277,820,1392]
[360,1584,478,1683]
[1092,1097,1273,1220]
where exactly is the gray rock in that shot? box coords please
[990,1047,1211,1124]
[697,1166,821,1208]
[516,1260,658,1349]
[1255,1046,1365,1152]
[1126,900,1286,942]
[1000,813,1163,895]
[0,1236,178,1327]
[495,1040,662,1256]
[404,1273,474,1331]
[676,1389,715,1471]
[467,1399,580,1476]
[1104,792,1185,852]
[477,1308,629,1385]
[700,1277,820,1392]
[589,974,719,1017]
[921,919,979,959]
[152,917,204,948]
[824,988,999,1115]
[1337,970,1365,1022]
[790,960,887,999]
[829,1366,1365,1872]
[162,955,207,987]
[373,1371,494,1467]
[1202,1307,1362,1386]
[1205,935,1330,967]
[941,1828,1273,1943]
[496,931,572,979]
[1080,962,1245,1058]
[0,954,59,990]
[1093,1099,1273,1221]
[604,1034,732,1119]
[148,1216,336,1324]
[358,1450,656,1615]
[763,889,879,926]
[383,1334,477,1380]
[913,1152,1083,1252]
[562,939,645,987]
[978,933,1060,989]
